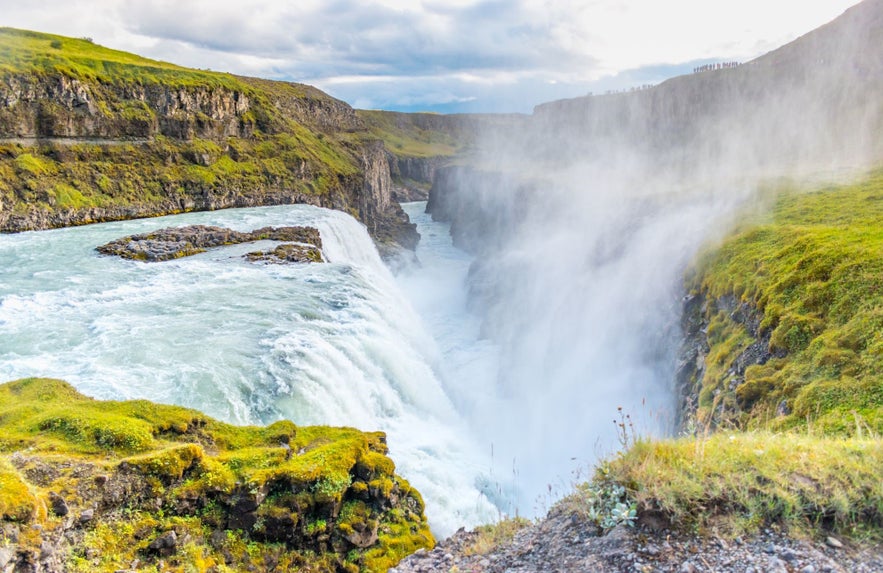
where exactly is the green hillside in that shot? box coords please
[357,110,465,158]
[0,27,244,88]
[689,172,883,434]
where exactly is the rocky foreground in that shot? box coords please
[96,224,323,262]
[394,508,883,573]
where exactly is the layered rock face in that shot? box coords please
[0,30,416,254]
[0,75,254,140]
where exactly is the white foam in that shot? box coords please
[0,204,497,535]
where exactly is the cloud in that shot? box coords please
[0,0,862,112]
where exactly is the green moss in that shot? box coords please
[0,458,38,522]
[0,131,369,225]
[14,152,57,176]
[0,378,433,571]
[688,171,883,434]
[123,444,204,480]
[51,183,91,209]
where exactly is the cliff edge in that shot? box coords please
[0,28,416,255]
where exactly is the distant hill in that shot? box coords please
[532,0,883,174]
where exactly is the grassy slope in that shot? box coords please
[0,133,360,221]
[578,172,883,539]
[0,27,248,89]
[0,378,432,572]
[356,110,463,159]
[691,173,883,434]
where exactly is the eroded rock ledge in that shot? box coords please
[96,224,323,262]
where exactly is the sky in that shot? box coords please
[0,0,863,113]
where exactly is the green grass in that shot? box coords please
[567,171,883,540]
[601,432,883,537]
[0,378,433,572]
[0,28,246,90]
[0,457,39,522]
[356,110,465,158]
[687,171,883,433]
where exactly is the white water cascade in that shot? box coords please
[0,204,498,535]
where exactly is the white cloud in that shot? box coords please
[0,0,862,111]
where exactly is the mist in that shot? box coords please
[418,0,883,514]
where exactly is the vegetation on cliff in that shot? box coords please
[0,28,416,251]
[574,171,883,539]
[687,171,883,434]
[0,378,433,572]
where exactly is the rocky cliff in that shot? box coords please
[0,28,416,254]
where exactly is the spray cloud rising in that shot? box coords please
[418,0,883,513]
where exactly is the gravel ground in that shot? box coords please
[392,508,883,573]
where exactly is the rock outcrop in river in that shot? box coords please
[97,224,323,262]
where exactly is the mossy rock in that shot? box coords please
[0,458,39,522]
[0,378,434,571]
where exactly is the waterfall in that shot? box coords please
[0,204,497,535]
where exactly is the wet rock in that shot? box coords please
[97,225,322,262]
[343,521,379,548]
[244,243,324,264]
